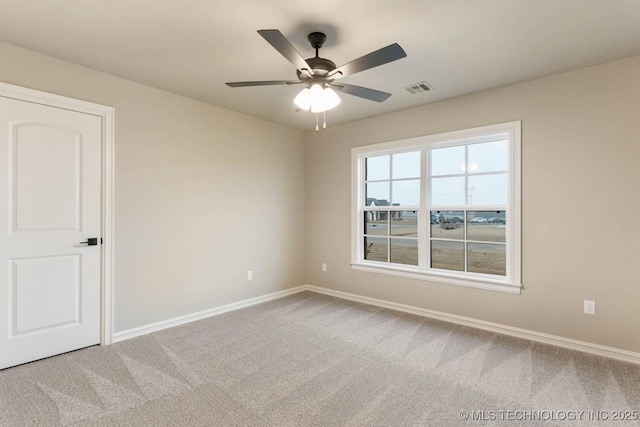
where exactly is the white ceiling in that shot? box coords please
[0,0,639,130]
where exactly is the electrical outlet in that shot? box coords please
[584,300,595,315]
[322,263,327,272]
[247,270,253,281]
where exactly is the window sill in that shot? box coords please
[350,262,522,294]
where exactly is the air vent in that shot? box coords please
[403,81,433,95]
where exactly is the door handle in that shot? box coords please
[79,238,100,246]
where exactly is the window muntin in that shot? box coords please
[363,209,419,266]
[427,139,508,277]
[431,240,465,272]
[429,139,509,207]
[467,242,506,276]
[363,151,420,267]
[366,155,390,180]
[467,174,508,205]
[430,210,507,276]
[391,180,420,206]
[431,176,465,206]
[431,145,465,176]
[467,140,508,173]
[352,122,521,293]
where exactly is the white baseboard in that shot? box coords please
[112,286,307,343]
[303,285,640,365]
[112,283,640,365]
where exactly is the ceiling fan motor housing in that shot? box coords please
[297,32,337,82]
[297,57,337,80]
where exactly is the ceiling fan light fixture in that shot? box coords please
[308,83,325,113]
[322,87,341,110]
[293,88,311,110]
[296,83,342,113]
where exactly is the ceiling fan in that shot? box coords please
[226,30,407,124]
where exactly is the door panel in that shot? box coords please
[0,96,101,370]
[12,123,81,231]
[11,255,80,335]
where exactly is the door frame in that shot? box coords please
[0,81,115,345]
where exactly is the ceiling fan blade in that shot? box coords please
[226,80,302,87]
[328,43,406,79]
[258,29,314,76]
[331,83,392,103]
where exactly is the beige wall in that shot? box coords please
[2,38,638,353]
[0,41,307,332]
[305,55,640,353]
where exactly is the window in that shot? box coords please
[352,122,521,293]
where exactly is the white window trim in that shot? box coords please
[351,121,521,294]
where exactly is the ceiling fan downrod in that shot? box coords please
[308,32,326,58]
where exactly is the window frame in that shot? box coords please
[351,121,522,294]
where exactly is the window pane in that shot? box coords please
[366,182,390,205]
[390,211,417,236]
[431,241,464,271]
[365,212,388,235]
[467,243,506,276]
[468,173,508,205]
[390,238,418,266]
[364,236,388,262]
[467,211,506,242]
[468,140,508,173]
[431,145,465,176]
[392,179,420,206]
[366,155,390,181]
[392,151,420,179]
[431,176,465,206]
[430,210,464,240]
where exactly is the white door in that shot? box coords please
[0,96,102,370]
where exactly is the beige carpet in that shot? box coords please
[1,291,639,426]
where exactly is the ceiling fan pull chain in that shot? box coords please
[323,111,327,129]
[315,113,319,132]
